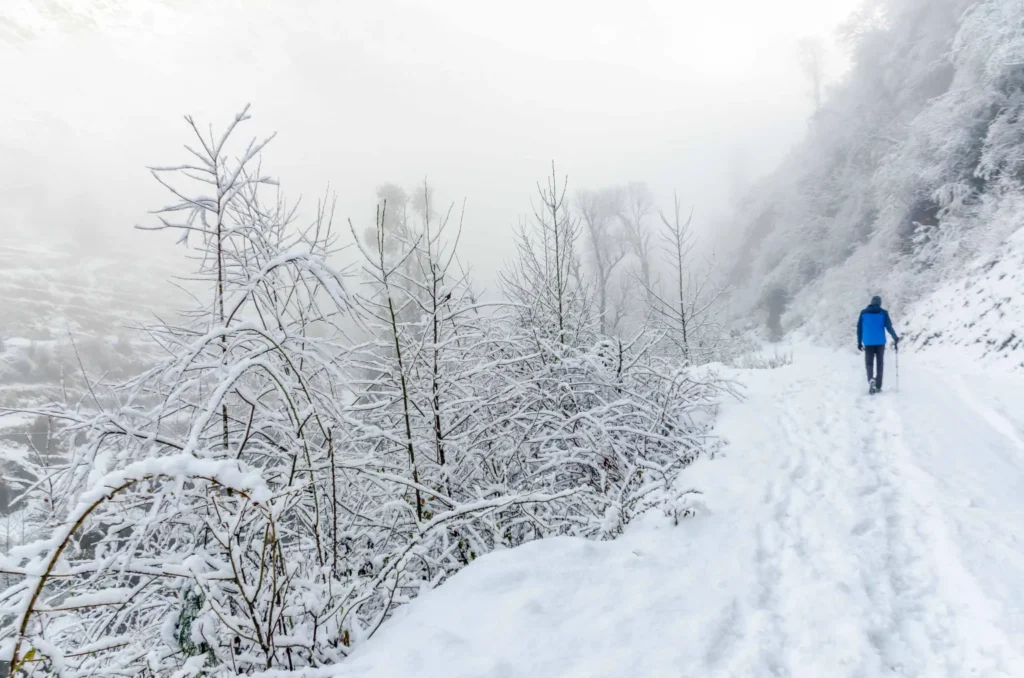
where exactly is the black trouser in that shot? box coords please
[864,345,884,389]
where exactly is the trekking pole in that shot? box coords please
[895,342,900,393]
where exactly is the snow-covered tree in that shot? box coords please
[576,187,629,335]
[501,164,593,348]
[644,195,728,363]
[797,37,826,114]
[621,182,656,295]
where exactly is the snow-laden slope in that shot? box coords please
[286,346,1024,678]
[722,0,1024,351]
[904,225,1024,372]
[0,239,177,404]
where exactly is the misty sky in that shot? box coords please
[1,0,860,282]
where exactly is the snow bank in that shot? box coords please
[328,503,755,678]
[903,225,1024,372]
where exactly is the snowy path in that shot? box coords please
[714,347,1024,676]
[323,347,1024,678]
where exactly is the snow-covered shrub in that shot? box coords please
[0,111,725,676]
[662,486,708,526]
[731,349,794,370]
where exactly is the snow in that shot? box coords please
[904,225,1024,372]
[289,345,1024,678]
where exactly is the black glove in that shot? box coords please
[893,338,899,352]
[857,343,863,351]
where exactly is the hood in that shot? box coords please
[869,295,882,307]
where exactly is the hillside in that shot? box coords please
[723,0,1024,366]
[0,235,177,398]
[0,233,178,512]
[902,223,1024,369]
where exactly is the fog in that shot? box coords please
[2,0,858,282]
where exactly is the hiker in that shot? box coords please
[857,295,899,394]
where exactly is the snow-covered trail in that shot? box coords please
[319,347,1024,678]
[712,346,1024,676]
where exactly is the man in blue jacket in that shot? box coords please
[857,295,899,394]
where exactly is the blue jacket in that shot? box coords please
[858,298,898,347]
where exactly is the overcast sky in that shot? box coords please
[1,0,860,281]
